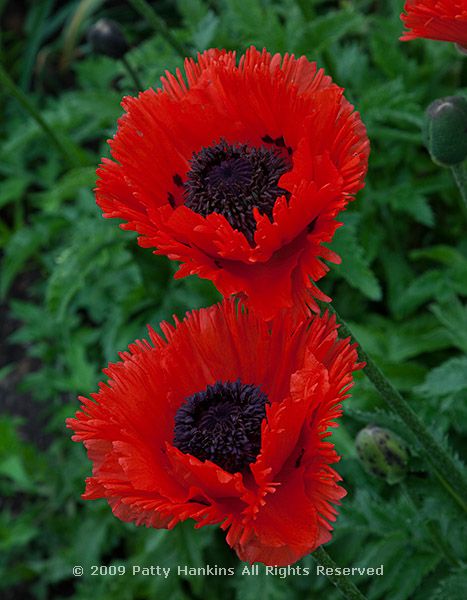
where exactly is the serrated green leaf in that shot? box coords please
[416,356,467,398]
[0,217,63,298]
[300,8,365,53]
[430,568,467,600]
[45,220,118,320]
[330,224,381,301]
[430,297,467,353]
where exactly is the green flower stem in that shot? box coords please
[121,56,144,91]
[432,468,467,514]
[128,0,189,59]
[451,162,467,209]
[312,547,367,600]
[327,303,467,514]
[0,63,86,168]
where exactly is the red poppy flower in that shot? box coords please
[400,0,467,47]
[67,299,362,566]
[96,47,369,320]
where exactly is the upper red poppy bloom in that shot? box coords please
[67,299,361,566]
[400,0,467,47]
[97,47,369,320]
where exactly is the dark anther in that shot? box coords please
[261,135,274,144]
[173,174,184,187]
[274,136,286,147]
[173,380,269,474]
[167,192,175,208]
[184,139,291,244]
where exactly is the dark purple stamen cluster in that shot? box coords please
[173,380,269,473]
[184,140,290,244]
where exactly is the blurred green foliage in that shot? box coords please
[0,1,466,599]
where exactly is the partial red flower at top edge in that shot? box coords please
[67,299,363,566]
[96,47,369,320]
[400,0,467,47]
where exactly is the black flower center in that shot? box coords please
[184,140,291,244]
[173,380,269,473]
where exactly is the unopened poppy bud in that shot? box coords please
[424,96,467,167]
[355,425,409,484]
[88,18,129,60]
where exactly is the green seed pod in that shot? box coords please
[355,425,409,485]
[88,19,129,60]
[424,96,467,167]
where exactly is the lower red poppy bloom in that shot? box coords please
[67,300,362,566]
[97,47,369,319]
[400,0,467,47]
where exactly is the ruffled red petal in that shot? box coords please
[401,0,467,45]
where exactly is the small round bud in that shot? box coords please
[87,18,129,60]
[355,425,409,485]
[424,96,467,167]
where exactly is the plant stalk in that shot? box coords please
[121,56,144,91]
[312,547,368,600]
[0,63,86,168]
[451,162,467,210]
[328,303,467,514]
[128,0,189,59]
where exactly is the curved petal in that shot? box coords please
[401,0,467,45]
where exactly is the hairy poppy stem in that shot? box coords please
[121,56,144,91]
[451,163,467,209]
[312,547,367,600]
[0,63,86,168]
[128,0,190,59]
[328,304,467,514]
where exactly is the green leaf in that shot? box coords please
[430,568,467,600]
[416,357,467,398]
[300,8,366,53]
[0,175,31,209]
[430,296,467,354]
[33,166,96,211]
[0,217,63,298]
[0,365,14,381]
[387,188,434,227]
[349,314,452,362]
[45,219,118,321]
[0,455,33,491]
[192,11,219,49]
[369,20,413,80]
[329,222,382,301]
[0,514,39,552]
